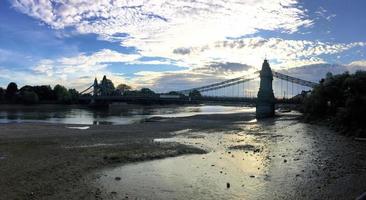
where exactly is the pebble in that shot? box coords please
[226,182,230,188]
[115,177,121,181]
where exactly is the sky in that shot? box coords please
[0,0,366,92]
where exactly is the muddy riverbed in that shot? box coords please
[0,109,365,199]
[93,112,366,200]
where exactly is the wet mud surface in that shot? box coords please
[95,113,366,200]
[0,111,365,199]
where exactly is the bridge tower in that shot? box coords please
[93,78,99,96]
[256,59,275,118]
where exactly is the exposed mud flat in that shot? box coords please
[94,113,366,200]
[0,111,365,199]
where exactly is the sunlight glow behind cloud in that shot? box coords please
[5,0,366,91]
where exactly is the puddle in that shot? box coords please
[94,114,318,199]
[65,143,124,149]
[96,130,271,199]
[66,126,90,130]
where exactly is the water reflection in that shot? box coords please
[95,113,318,200]
[96,127,272,199]
[0,105,253,125]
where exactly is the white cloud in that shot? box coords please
[8,0,366,92]
[11,0,313,65]
[168,37,365,70]
[348,60,366,67]
[30,49,141,90]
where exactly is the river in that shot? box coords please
[0,104,254,125]
[93,112,329,199]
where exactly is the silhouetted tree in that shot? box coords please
[21,91,39,104]
[19,85,34,93]
[68,88,79,104]
[167,91,185,98]
[140,88,155,96]
[6,82,18,102]
[33,85,55,101]
[116,84,132,95]
[189,90,201,98]
[54,84,71,103]
[303,71,366,137]
[0,88,5,102]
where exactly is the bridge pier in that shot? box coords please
[256,60,275,118]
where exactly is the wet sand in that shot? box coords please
[0,112,365,199]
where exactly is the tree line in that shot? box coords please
[0,76,201,105]
[302,71,366,137]
[0,82,79,104]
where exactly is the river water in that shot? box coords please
[0,104,253,125]
[94,112,324,200]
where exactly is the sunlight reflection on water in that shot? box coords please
[95,113,318,200]
[0,105,253,125]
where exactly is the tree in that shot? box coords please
[19,85,34,93]
[68,89,79,104]
[0,88,5,102]
[54,84,71,103]
[5,82,18,102]
[302,71,366,137]
[21,91,39,104]
[33,85,55,101]
[189,90,201,98]
[140,88,155,96]
[116,84,132,95]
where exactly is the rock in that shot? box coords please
[115,177,121,181]
[284,159,287,163]
[226,182,230,188]
[250,175,255,178]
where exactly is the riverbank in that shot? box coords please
[0,112,365,199]
[0,112,252,199]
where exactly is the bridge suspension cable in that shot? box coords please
[79,84,94,95]
[272,71,317,88]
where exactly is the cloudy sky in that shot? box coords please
[0,0,365,92]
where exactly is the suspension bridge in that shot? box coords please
[79,60,318,118]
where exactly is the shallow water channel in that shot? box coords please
[95,113,319,199]
[0,105,253,125]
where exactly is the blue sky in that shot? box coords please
[0,0,365,92]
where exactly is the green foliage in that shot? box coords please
[68,89,79,104]
[189,90,202,98]
[6,82,18,102]
[303,71,366,136]
[116,84,132,92]
[54,84,71,103]
[2,82,79,104]
[0,88,5,102]
[33,85,55,101]
[21,91,39,104]
[140,88,155,96]
[167,91,185,98]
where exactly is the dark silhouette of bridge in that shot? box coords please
[79,60,318,117]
